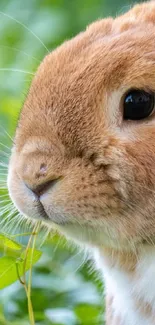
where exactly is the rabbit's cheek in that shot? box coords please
[8,152,150,248]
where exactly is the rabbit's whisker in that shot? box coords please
[0,199,11,204]
[0,142,11,151]
[0,150,10,157]
[0,204,14,216]
[0,126,14,143]
[0,192,10,197]
[0,162,8,168]
[0,45,41,63]
[0,68,35,75]
[0,11,49,53]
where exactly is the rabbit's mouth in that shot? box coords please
[7,165,155,250]
[8,147,155,251]
[7,164,122,248]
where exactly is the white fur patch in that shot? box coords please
[94,247,155,325]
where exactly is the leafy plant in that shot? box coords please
[0,224,42,325]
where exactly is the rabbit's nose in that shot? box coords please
[18,156,62,197]
[20,161,62,197]
[26,178,60,198]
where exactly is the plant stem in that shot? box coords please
[28,222,41,310]
[24,283,35,325]
[16,221,41,325]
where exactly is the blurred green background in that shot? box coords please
[0,0,143,324]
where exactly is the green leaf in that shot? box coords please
[0,248,42,289]
[0,304,7,325]
[0,234,22,258]
[0,234,22,250]
[75,304,101,322]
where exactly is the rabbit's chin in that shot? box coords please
[41,217,149,253]
[51,223,142,250]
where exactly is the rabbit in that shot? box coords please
[7,1,155,324]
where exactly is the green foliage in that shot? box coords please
[0,234,42,289]
[0,0,142,324]
[0,231,42,325]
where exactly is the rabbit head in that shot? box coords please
[8,1,155,250]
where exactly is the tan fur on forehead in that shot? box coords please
[17,0,155,154]
[31,3,155,89]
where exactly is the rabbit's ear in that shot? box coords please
[86,18,113,40]
[125,1,155,24]
[86,2,155,42]
[112,1,155,35]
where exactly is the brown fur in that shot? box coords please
[8,2,155,324]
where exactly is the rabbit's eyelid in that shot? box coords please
[107,89,123,127]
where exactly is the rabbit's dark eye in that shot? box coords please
[123,90,154,120]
